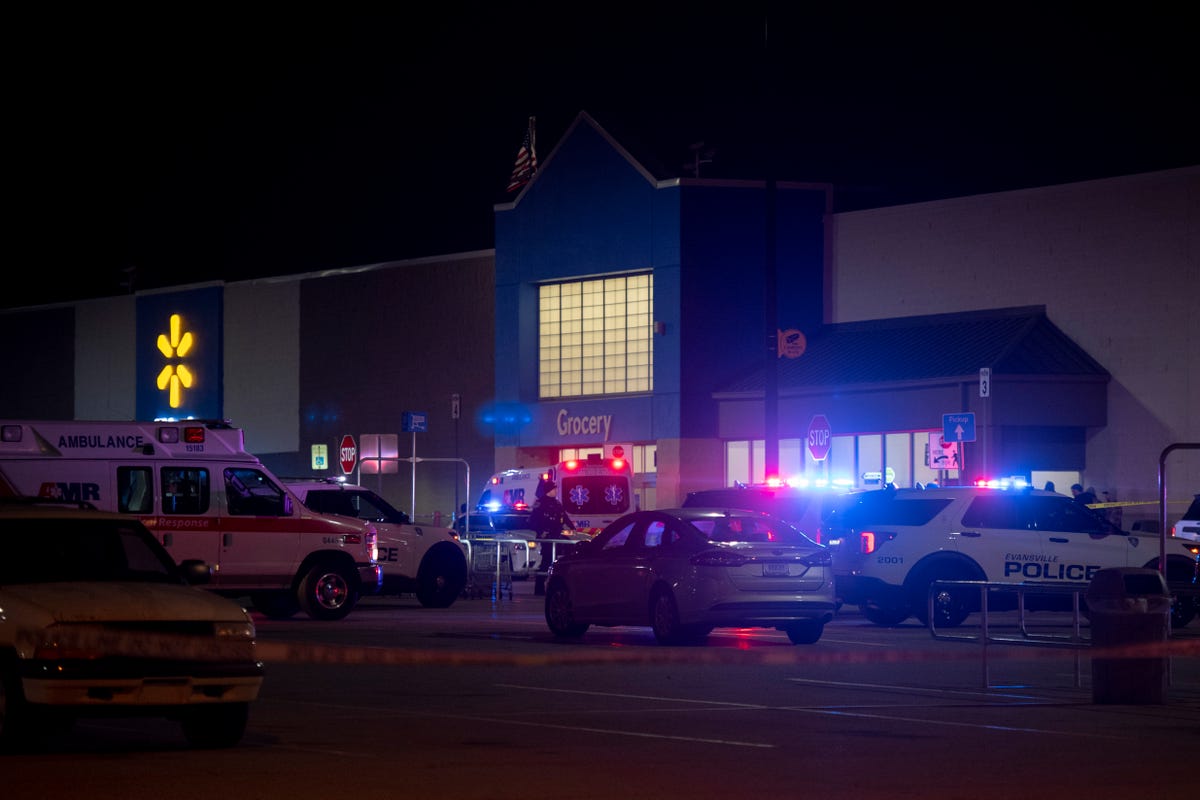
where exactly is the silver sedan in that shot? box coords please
[544,508,837,644]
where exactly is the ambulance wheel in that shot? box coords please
[416,544,468,608]
[298,561,357,620]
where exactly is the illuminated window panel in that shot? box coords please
[539,274,654,399]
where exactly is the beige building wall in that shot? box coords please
[829,167,1200,523]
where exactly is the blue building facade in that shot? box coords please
[492,113,829,508]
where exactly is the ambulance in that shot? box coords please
[477,453,635,534]
[0,419,382,620]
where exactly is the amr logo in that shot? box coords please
[156,313,195,408]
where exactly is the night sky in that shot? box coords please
[8,6,1196,310]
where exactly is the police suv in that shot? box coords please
[284,479,468,607]
[826,484,1200,628]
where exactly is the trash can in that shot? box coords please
[1086,567,1170,704]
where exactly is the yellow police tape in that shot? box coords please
[1087,500,1161,509]
[42,622,1200,668]
[251,635,1200,668]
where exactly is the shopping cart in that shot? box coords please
[463,537,521,601]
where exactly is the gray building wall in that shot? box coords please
[75,296,136,419]
[223,279,301,455]
[829,166,1200,517]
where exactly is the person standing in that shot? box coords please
[1071,483,1098,506]
[530,478,573,595]
[1101,489,1123,528]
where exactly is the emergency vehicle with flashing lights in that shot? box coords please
[0,419,382,621]
[282,477,468,607]
[682,477,862,544]
[825,481,1200,629]
[1173,493,1200,543]
[477,453,635,534]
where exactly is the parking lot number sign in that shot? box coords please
[339,435,357,474]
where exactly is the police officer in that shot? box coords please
[1071,483,1098,506]
[531,478,573,595]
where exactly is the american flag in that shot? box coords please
[506,116,537,193]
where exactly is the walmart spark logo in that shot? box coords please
[156,314,194,409]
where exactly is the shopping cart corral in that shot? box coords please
[462,537,530,601]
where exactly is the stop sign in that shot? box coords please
[807,415,832,461]
[339,434,357,474]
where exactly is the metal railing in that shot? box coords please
[928,580,1091,688]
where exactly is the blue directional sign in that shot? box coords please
[943,412,976,443]
[402,411,428,433]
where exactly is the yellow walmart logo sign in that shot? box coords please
[156,314,195,409]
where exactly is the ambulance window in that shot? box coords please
[161,467,209,515]
[224,468,287,516]
[118,467,153,514]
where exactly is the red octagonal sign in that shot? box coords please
[807,415,832,462]
[339,434,357,474]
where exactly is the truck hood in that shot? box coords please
[1,581,252,624]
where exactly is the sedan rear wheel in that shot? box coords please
[651,589,704,645]
[545,581,588,638]
[785,619,824,644]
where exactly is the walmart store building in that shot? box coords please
[3,112,1196,526]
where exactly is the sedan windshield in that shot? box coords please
[0,518,180,585]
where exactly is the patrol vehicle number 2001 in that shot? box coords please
[828,485,1200,628]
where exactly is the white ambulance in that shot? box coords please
[477,454,636,534]
[0,419,382,621]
